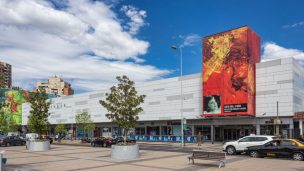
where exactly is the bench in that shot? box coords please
[188,150,226,168]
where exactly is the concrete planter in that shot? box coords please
[26,141,50,151]
[111,144,139,160]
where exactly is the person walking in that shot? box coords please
[197,131,202,146]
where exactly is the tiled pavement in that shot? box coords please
[1,143,303,171]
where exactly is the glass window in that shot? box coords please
[280,140,296,146]
[239,137,250,142]
[255,137,267,141]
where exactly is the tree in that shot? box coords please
[55,123,66,142]
[75,112,95,140]
[0,107,17,134]
[0,75,17,134]
[27,89,51,139]
[100,75,146,144]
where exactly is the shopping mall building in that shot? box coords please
[21,26,304,142]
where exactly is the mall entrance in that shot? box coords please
[214,125,256,141]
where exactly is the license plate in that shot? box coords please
[267,153,275,157]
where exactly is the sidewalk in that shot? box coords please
[53,140,223,151]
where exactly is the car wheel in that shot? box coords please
[249,151,259,158]
[103,143,107,148]
[226,146,236,155]
[6,142,10,147]
[292,153,304,161]
[22,141,26,145]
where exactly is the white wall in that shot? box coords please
[255,57,304,118]
[22,73,202,125]
[22,57,304,125]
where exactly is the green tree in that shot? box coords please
[100,75,146,144]
[0,107,17,134]
[27,89,51,139]
[0,76,17,134]
[55,123,66,140]
[75,112,95,139]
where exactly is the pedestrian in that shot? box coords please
[197,131,202,146]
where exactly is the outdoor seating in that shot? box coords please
[188,150,226,168]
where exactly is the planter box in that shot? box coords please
[111,144,139,160]
[26,141,50,151]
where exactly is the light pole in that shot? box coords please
[171,45,185,146]
[275,101,281,137]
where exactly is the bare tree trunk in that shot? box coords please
[124,128,127,145]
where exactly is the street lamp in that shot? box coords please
[171,45,185,146]
[275,101,281,137]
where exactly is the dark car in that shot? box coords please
[116,137,136,144]
[246,139,304,161]
[0,136,26,147]
[91,138,116,147]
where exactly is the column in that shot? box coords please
[289,123,294,139]
[300,119,303,136]
[191,125,195,136]
[211,125,214,144]
[256,124,260,135]
[159,126,162,136]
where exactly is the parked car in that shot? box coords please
[0,136,26,146]
[246,139,304,161]
[81,137,93,143]
[223,135,275,155]
[91,137,116,147]
[115,137,136,144]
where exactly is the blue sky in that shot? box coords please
[119,0,304,77]
[0,0,304,93]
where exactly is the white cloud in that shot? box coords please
[262,42,304,67]
[0,0,170,91]
[262,42,304,61]
[121,5,147,35]
[282,21,304,29]
[181,34,201,47]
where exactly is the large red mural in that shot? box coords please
[202,26,260,117]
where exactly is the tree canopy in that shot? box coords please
[75,112,95,139]
[100,75,146,144]
[0,106,17,134]
[27,89,51,138]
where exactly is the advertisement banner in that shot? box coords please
[202,26,260,117]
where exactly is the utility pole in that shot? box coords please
[275,101,280,136]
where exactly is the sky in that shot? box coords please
[0,0,304,93]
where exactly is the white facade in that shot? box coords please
[255,58,304,118]
[22,57,304,137]
[22,73,202,125]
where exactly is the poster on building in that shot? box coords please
[5,90,30,125]
[202,26,260,117]
[203,95,221,114]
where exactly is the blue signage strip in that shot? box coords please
[129,135,197,143]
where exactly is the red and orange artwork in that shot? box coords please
[202,26,260,117]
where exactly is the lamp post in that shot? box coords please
[171,45,185,146]
[275,101,281,137]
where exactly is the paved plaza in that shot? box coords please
[1,143,303,171]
